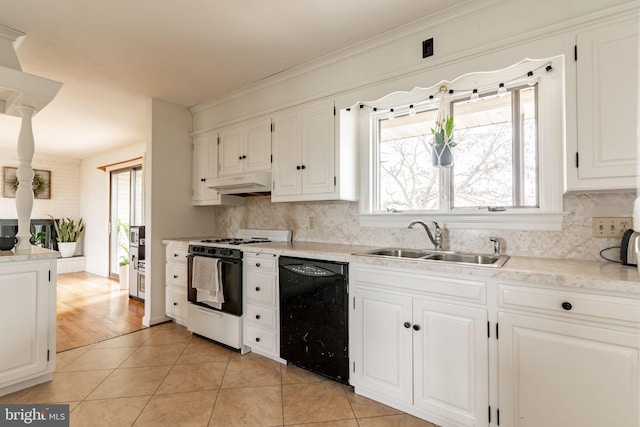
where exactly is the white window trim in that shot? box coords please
[358,58,567,231]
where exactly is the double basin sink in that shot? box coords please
[355,248,510,268]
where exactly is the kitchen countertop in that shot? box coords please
[0,245,59,263]
[241,241,640,296]
[162,238,640,295]
[162,237,218,249]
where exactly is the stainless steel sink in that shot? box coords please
[354,247,510,268]
[422,252,502,265]
[363,248,428,259]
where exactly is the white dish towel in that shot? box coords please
[193,256,225,310]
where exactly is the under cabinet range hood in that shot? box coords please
[206,171,271,195]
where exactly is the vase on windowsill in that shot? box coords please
[432,144,453,167]
[431,115,455,168]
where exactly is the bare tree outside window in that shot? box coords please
[379,109,439,211]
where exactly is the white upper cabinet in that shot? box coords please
[192,131,220,205]
[271,99,358,202]
[192,131,244,206]
[219,118,271,177]
[569,16,639,191]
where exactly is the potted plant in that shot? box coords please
[119,254,130,290]
[431,115,456,167]
[51,217,85,258]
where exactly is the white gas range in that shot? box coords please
[186,229,291,349]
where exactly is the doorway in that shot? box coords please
[109,166,143,278]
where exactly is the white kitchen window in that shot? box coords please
[359,58,566,231]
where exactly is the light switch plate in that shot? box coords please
[592,217,633,238]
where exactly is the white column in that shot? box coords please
[14,105,35,253]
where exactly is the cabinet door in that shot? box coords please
[245,119,272,172]
[193,133,220,203]
[301,101,335,195]
[165,287,188,324]
[0,262,50,386]
[219,125,244,176]
[498,312,639,427]
[272,110,302,196]
[413,299,488,426]
[576,17,638,184]
[352,287,413,404]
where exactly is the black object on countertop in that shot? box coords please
[279,256,349,384]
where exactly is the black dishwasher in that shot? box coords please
[279,256,348,384]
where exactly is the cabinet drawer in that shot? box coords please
[166,263,188,288]
[498,284,640,325]
[352,265,487,304]
[245,324,277,354]
[166,247,189,264]
[246,271,277,305]
[166,287,188,321]
[245,254,277,272]
[245,303,277,329]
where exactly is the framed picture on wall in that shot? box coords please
[2,167,52,199]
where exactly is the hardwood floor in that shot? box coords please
[56,272,145,353]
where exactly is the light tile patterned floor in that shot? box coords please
[1,322,440,427]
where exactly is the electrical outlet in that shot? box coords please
[308,216,316,230]
[592,217,633,238]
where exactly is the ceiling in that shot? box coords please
[0,0,467,160]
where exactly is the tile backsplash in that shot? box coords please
[213,191,636,262]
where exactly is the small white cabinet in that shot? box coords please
[219,118,272,176]
[192,131,222,205]
[192,131,244,206]
[0,257,57,397]
[164,243,189,325]
[569,16,639,190]
[351,264,488,427]
[271,99,357,202]
[497,284,640,427]
[243,252,281,360]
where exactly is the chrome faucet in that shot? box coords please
[490,237,501,255]
[408,220,442,250]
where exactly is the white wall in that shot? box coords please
[145,98,217,326]
[80,142,145,276]
[0,149,81,219]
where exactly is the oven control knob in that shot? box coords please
[207,248,215,255]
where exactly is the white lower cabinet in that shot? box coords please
[164,243,189,325]
[243,252,281,361]
[351,264,488,427]
[0,258,57,396]
[497,284,640,427]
